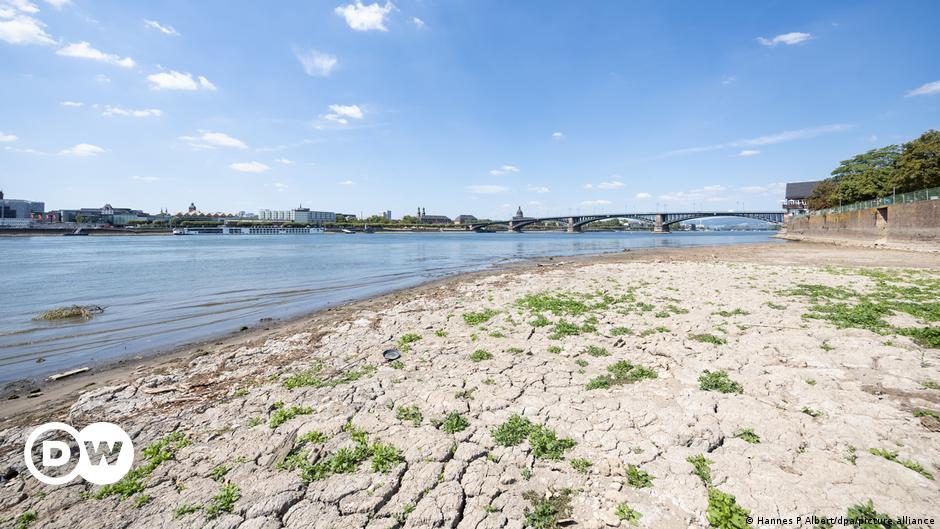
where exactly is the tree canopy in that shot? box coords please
[807,129,940,209]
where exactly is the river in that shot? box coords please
[0,231,781,382]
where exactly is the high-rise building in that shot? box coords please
[0,190,45,227]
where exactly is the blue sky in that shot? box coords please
[1,0,938,219]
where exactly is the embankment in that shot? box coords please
[782,198,940,251]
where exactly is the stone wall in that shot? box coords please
[783,199,940,247]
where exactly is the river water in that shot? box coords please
[0,231,781,382]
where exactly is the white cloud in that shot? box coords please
[322,104,364,125]
[57,41,135,68]
[0,132,17,142]
[339,179,355,185]
[334,1,395,32]
[527,184,550,193]
[147,70,217,91]
[180,131,248,150]
[102,105,162,118]
[275,157,293,165]
[43,0,70,7]
[60,100,83,107]
[757,32,813,47]
[131,175,160,181]
[59,143,105,156]
[596,181,624,190]
[906,80,940,97]
[467,184,509,194]
[658,185,728,204]
[635,192,652,199]
[581,199,611,206]
[95,74,111,83]
[663,123,851,157]
[721,74,736,86]
[411,16,424,28]
[295,49,337,77]
[552,131,564,140]
[229,161,270,173]
[0,14,55,45]
[489,165,519,176]
[739,182,785,195]
[737,149,760,157]
[144,19,179,36]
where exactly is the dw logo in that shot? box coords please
[23,422,134,486]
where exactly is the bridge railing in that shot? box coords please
[794,185,940,218]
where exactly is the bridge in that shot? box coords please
[467,211,784,233]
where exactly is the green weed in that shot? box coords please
[698,370,743,394]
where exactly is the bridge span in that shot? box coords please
[467,212,784,233]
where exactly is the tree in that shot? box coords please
[401,215,419,224]
[890,129,940,192]
[806,144,901,209]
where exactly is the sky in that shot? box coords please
[1,0,939,220]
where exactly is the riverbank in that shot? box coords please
[1,242,938,529]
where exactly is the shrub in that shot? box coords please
[698,370,743,394]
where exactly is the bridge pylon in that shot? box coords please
[653,213,670,233]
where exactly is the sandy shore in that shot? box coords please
[1,242,938,529]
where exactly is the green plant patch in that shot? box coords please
[396,405,423,426]
[845,500,908,529]
[570,458,592,473]
[91,431,191,500]
[869,448,934,480]
[204,483,240,521]
[529,314,551,327]
[687,454,713,485]
[586,360,657,390]
[583,345,610,357]
[610,326,633,336]
[435,411,470,433]
[625,464,653,488]
[528,425,576,460]
[690,333,727,345]
[517,292,591,316]
[615,503,641,525]
[492,414,533,446]
[706,487,752,529]
[522,489,573,529]
[398,333,422,352]
[801,406,823,418]
[270,405,313,428]
[734,428,760,444]
[469,349,493,362]
[463,309,499,326]
[698,370,743,394]
[714,308,750,317]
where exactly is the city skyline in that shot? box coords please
[2,1,939,217]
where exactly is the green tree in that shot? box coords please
[814,145,901,207]
[890,129,940,192]
[401,215,419,224]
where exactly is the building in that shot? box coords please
[0,190,44,227]
[783,181,821,214]
[57,204,164,225]
[416,207,452,225]
[174,202,236,222]
[259,206,336,225]
[454,214,478,225]
[382,210,392,222]
[512,206,533,221]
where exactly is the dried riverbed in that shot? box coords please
[1,243,939,529]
